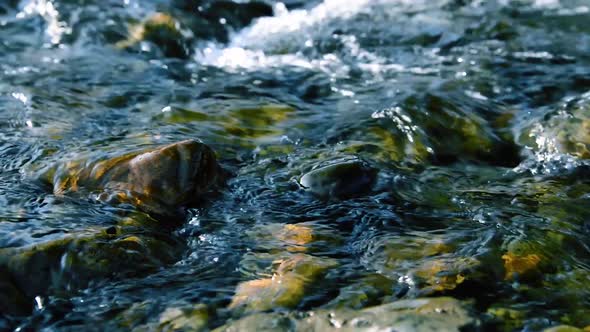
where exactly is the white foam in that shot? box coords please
[231,0,371,50]
[194,0,415,74]
[17,0,71,45]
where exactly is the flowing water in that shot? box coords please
[1,0,590,330]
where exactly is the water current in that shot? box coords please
[1,0,589,330]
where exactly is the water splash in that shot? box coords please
[17,0,71,45]
[194,0,403,74]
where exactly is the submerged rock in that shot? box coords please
[520,95,590,160]
[245,223,321,253]
[338,94,521,167]
[44,139,222,217]
[502,252,542,281]
[229,254,338,313]
[156,304,209,331]
[486,306,527,331]
[299,158,377,199]
[325,273,395,310]
[217,297,480,332]
[116,13,191,58]
[544,325,590,332]
[0,226,184,309]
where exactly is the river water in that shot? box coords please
[1,0,589,330]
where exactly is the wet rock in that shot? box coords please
[325,273,394,309]
[502,252,542,281]
[519,95,590,160]
[361,234,455,275]
[156,304,209,331]
[337,125,431,165]
[486,306,526,331]
[362,235,455,272]
[299,158,377,199]
[117,13,191,58]
[0,227,184,309]
[153,103,296,155]
[533,268,590,327]
[360,234,493,296]
[412,257,478,293]
[275,224,314,252]
[217,297,480,332]
[543,325,589,332]
[340,94,521,167]
[222,104,295,140]
[418,94,521,166]
[45,139,222,217]
[246,223,318,253]
[229,254,338,313]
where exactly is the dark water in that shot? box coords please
[1,0,589,330]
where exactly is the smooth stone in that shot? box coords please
[216,297,480,332]
[299,158,377,199]
[48,139,222,217]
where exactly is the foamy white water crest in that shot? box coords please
[194,0,430,73]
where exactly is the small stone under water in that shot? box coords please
[299,158,378,199]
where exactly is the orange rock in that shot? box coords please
[229,254,337,312]
[277,224,314,252]
[502,252,542,280]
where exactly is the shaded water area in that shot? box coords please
[1,0,590,330]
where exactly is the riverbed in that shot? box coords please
[1,0,589,330]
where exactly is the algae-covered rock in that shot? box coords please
[299,157,377,199]
[502,252,542,281]
[336,125,431,165]
[363,235,455,271]
[542,268,590,327]
[361,234,455,274]
[519,95,590,160]
[360,234,489,295]
[417,94,520,166]
[325,273,395,309]
[486,306,527,332]
[412,257,479,293]
[43,139,222,217]
[117,13,191,58]
[344,94,520,167]
[0,227,184,308]
[222,104,295,140]
[217,297,480,332]
[544,325,587,332]
[500,235,566,282]
[229,254,338,313]
[156,304,209,332]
